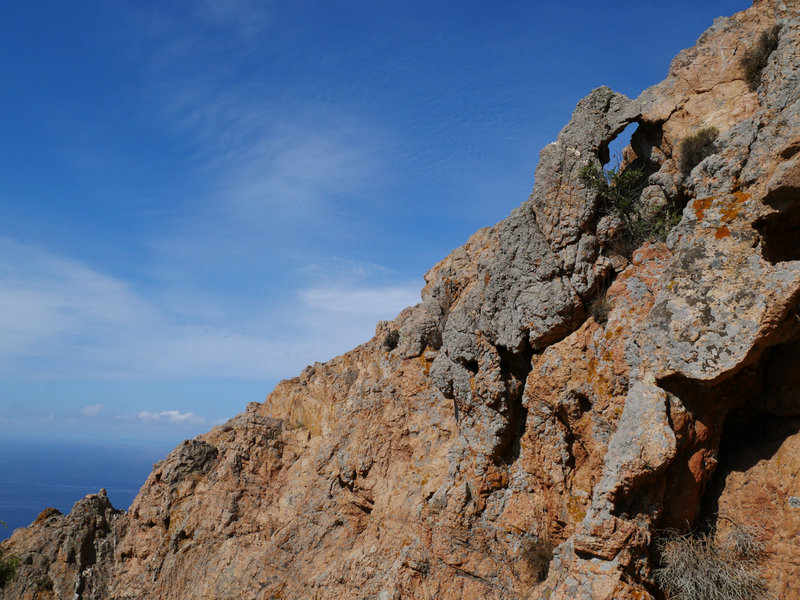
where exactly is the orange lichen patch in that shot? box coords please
[715,226,731,239]
[34,507,62,525]
[732,190,751,203]
[566,495,588,523]
[693,197,715,222]
[416,355,432,377]
[719,191,750,222]
[720,205,741,221]
[585,354,616,402]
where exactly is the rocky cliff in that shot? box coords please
[3,1,800,598]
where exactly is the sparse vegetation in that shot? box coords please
[420,328,442,351]
[589,294,614,324]
[654,524,770,600]
[521,533,553,583]
[0,520,20,588]
[383,329,400,351]
[740,25,781,91]
[35,576,54,591]
[679,127,719,174]
[0,548,20,588]
[580,162,680,251]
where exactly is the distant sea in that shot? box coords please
[0,439,173,539]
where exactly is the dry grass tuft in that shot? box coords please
[383,329,400,351]
[679,127,719,174]
[654,524,771,600]
[589,294,614,324]
[740,25,781,91]
[520,533,553,583]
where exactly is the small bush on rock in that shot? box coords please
[655,524,770,600]
[580,163,679,250]
[679,127,719,174]
[0,548,20,588]
[383,329,400,351]
[740,25,781,91]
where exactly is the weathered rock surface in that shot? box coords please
[3,1,800,598]
[1,491,120,600]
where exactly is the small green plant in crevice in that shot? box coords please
[383,329,400,351]
[679,126,719,174]
[0,548,20,588]
[580,162,680,252]
[740,25,781,91]
[654,524,770,600]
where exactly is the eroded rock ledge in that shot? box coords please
[3,2,800,599]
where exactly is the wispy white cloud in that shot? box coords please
[0,237,421,380]
[299,284,420,315]
[218,126,380,225]
[81,404,106,417]
[138,44,386,281]
[0,238,154,357]
[129,1,383,229]
[127,410,205,425]
[192,0,271,40]
[0,5,416,387]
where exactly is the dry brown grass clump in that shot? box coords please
[520,533,553,583]
[654,524,771,600]
[382,329,400,351]
[679,127,718,174]
[589,294,614,324]
[740,25,781,91]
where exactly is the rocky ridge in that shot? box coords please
[2,1,800,598]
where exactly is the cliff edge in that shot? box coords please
[3,1,800,598]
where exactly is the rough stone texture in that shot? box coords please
[704,410,800,600]
[3,2,800,599]
[1,490,121,600]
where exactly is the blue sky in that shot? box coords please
[0,0,751,446]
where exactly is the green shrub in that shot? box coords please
[740,25,781,91]
[0,548,20,588]
[654,525,770,600]
[679,127,719,174]
[580,163,680,251]
[383,329,400,351]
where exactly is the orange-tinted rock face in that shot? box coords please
[3,2,800,599]
[711,418,800,600]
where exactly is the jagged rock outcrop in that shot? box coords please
[3,2,800,598]
[1,491,120,599]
